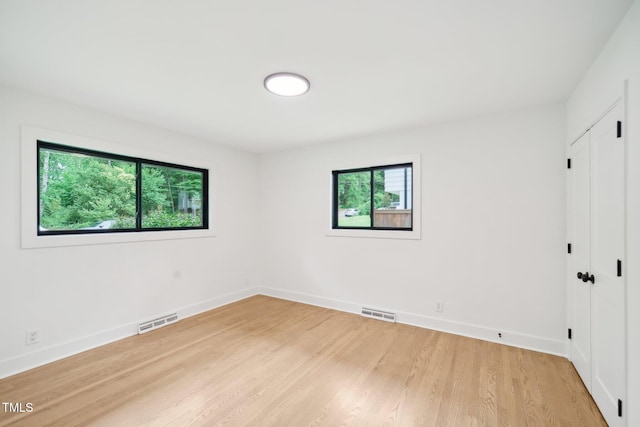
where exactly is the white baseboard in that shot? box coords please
[0,287,260,379]
[0,286,567,379]
[0,322,137,381]
[259,286,568,357]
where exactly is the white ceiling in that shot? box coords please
[0,1,634,153]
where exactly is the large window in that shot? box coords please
[332,163,412,230]
[38,141,208,235]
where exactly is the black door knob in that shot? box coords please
[582,272,595,284]
[577,272,583,280]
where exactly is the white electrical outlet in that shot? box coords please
[435,301,443,313]
[26,329,40,345]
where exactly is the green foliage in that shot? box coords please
[141,165,203,216]
[337,169,400,216]
[373,170,398,208]
[338,215,371,228]
[39,147,204,230]
[338,171,371,215]
[141,166,169,215]
[114,217,136,229]
[40,153,136,229]
[142,211,202,228]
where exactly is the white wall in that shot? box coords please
[258,104,567,355]
[566,1,640,424]
[0,85,259,378]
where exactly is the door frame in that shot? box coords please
[567,84,628,425]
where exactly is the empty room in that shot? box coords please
[0,1,638,426]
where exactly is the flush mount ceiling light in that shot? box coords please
[264,72,310,97]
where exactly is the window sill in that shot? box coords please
[22,228,216,249]
[325,228,420,240]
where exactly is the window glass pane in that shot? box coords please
[39,147,136,231]
[141,164,204,229]
[337,171,371,227]
[372,166,412,228]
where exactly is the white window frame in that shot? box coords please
[21,126,218,249]
[326,154,421,240]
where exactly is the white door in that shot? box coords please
[590,102,625,426]
[569,131,591,389]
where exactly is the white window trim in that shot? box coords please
[326,153,421,240]
[21,126,218,249]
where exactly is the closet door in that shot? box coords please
[569,132,591,390]
[590,102,625,426]
[569,101,625,426]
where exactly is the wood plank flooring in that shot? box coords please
[0,295,605,426]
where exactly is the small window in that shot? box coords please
[38,141,208,235]
[332,163,412,230]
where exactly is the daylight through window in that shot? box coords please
[38,141,208,235]
[332,163,412,230]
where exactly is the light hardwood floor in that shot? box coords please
[0,295,605,426]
